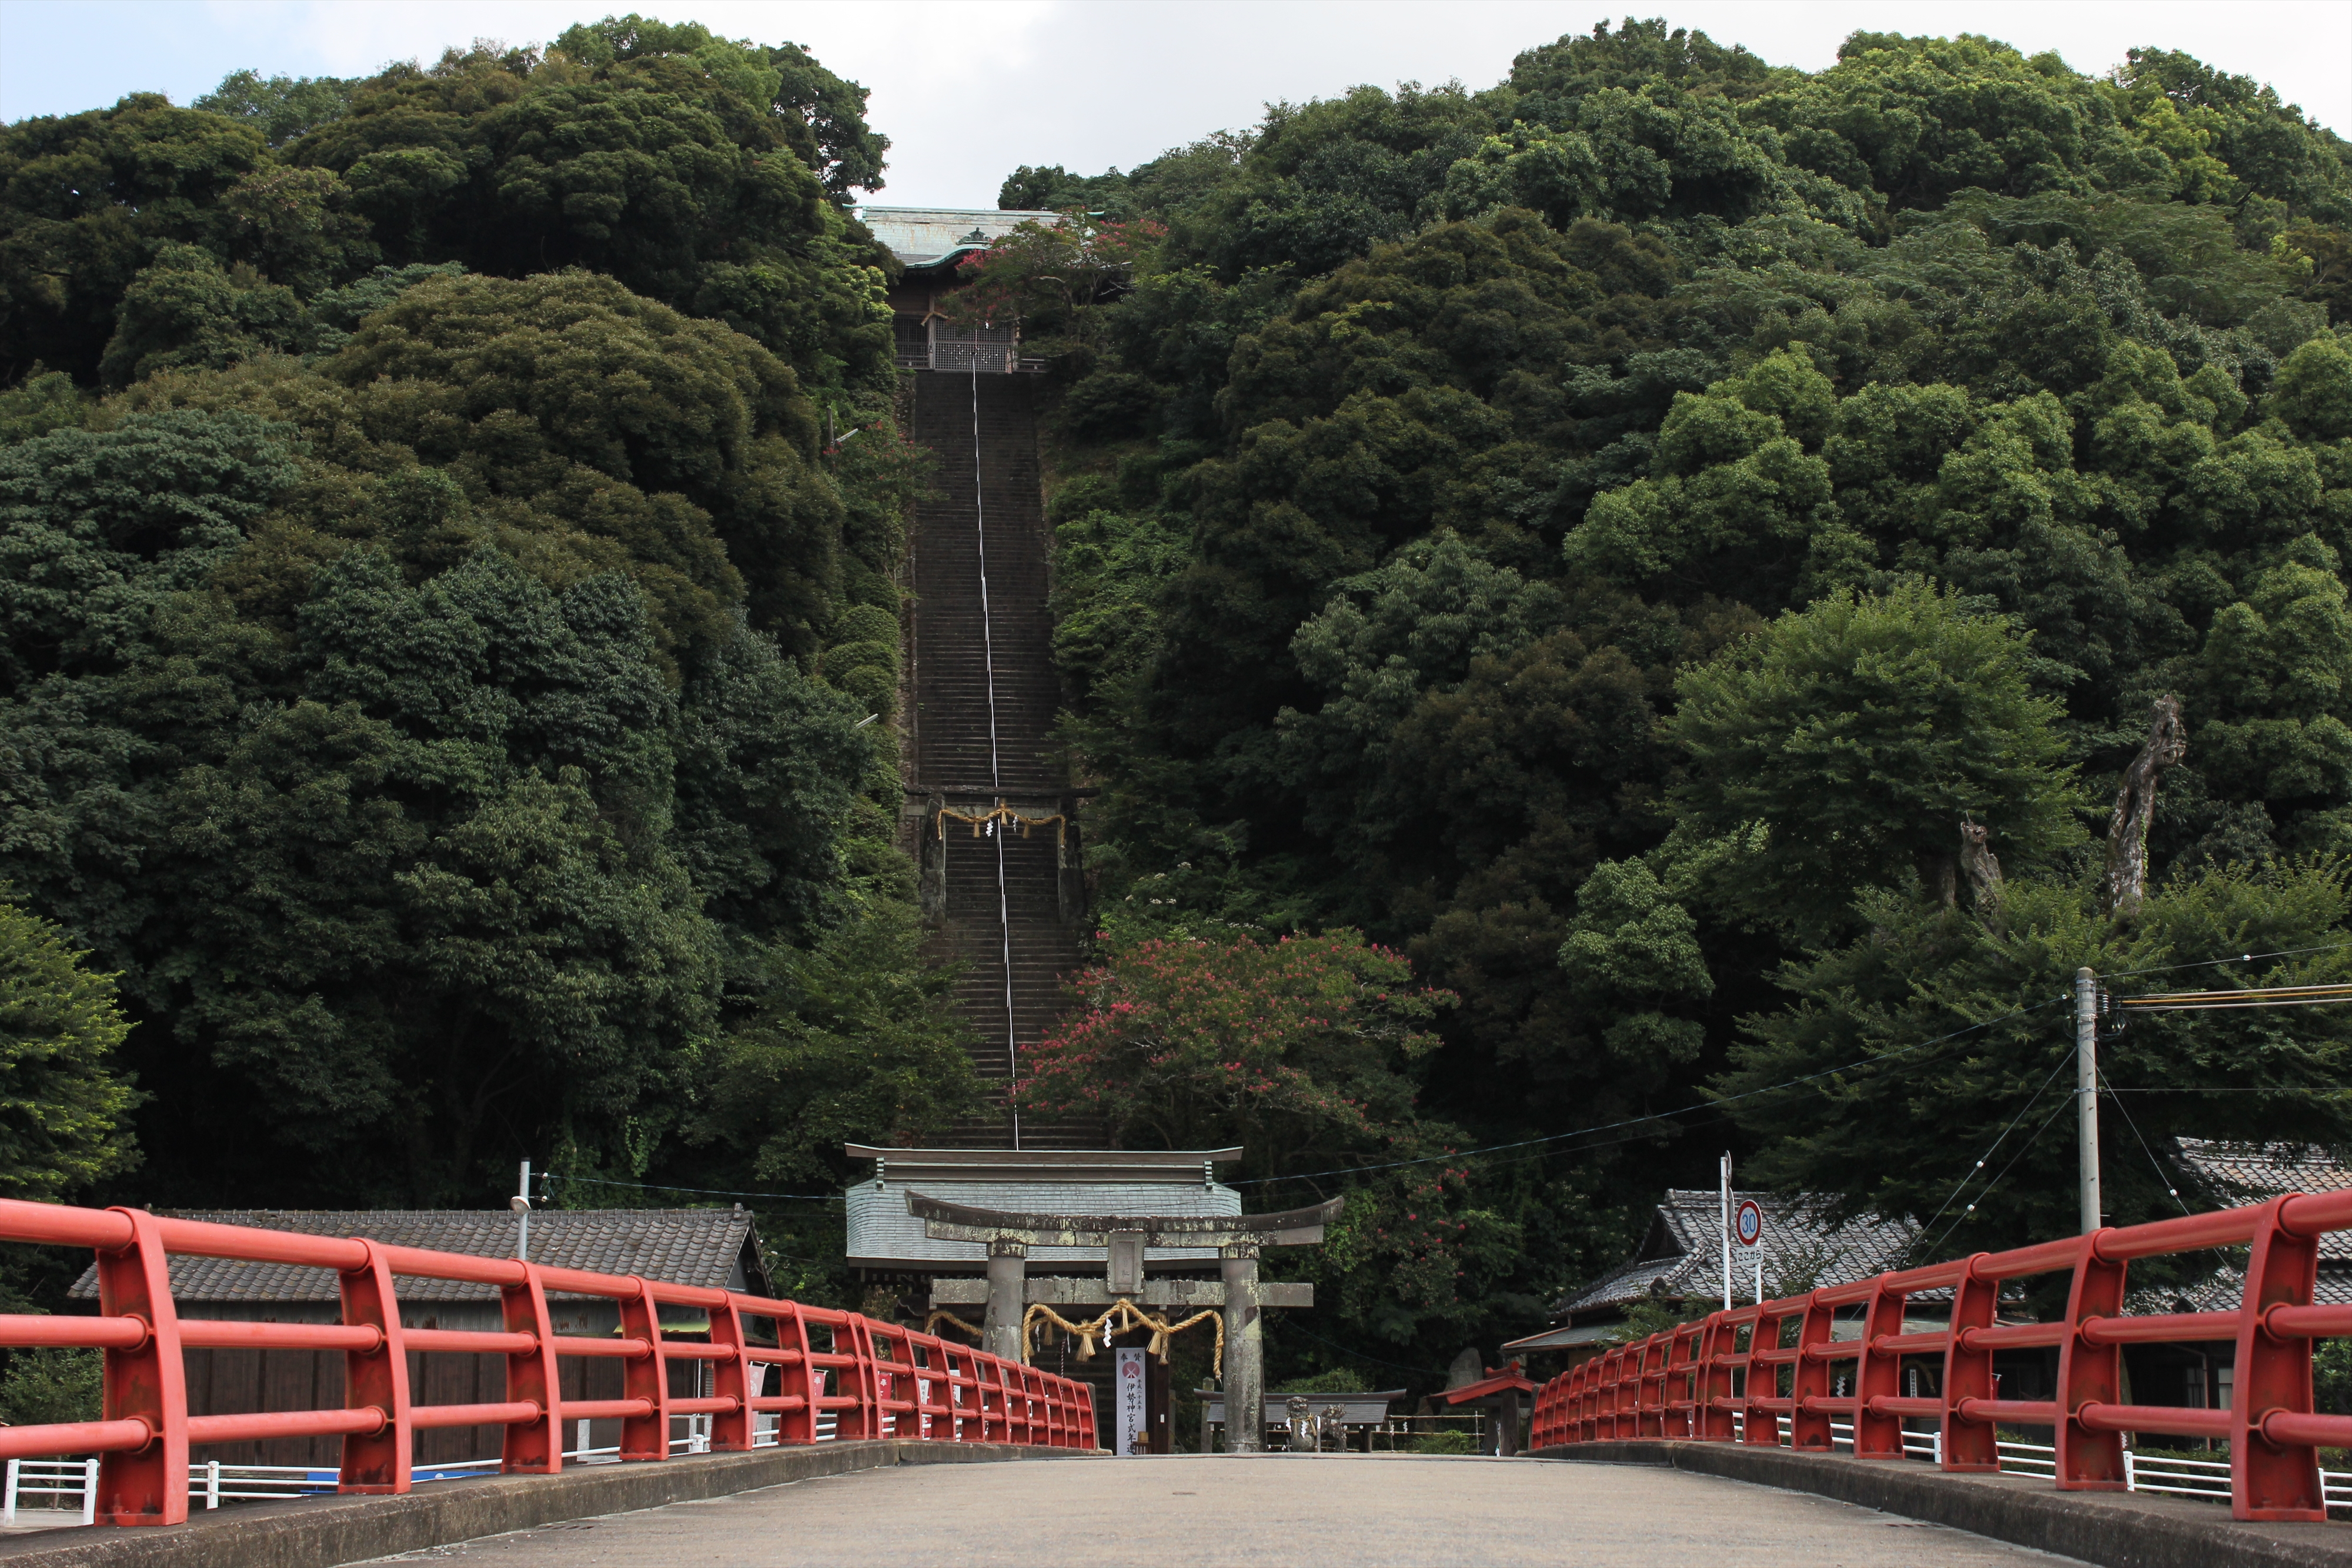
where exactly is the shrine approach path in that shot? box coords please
[359,1453,2083,1566]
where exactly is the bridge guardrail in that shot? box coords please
[0,1197,1097,1525]
[1530,1190,2352,1522]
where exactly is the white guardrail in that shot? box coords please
[4,1410,834,1527]
[1708,1413,2352,1515]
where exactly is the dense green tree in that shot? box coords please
[0,95,276,384]
[0,19,896,394]
[193,71,357,148]
[0,272,906,1200]
[0,892,139,1199]
[999,21,2352,1362]
[1719,861,2352,1258]
[694,893,976,1190]
[1663,580,2082,942]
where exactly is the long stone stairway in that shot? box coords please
[903,371,1095,1149]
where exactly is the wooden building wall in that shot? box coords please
[182,1348,637,1468]
[178,1297,654,1469]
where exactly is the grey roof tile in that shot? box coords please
[68,1209,760,1304]
[856,208,1063,269]
[847,1179,1241,1268]
[1560,1189,1921,1317]
[2174,1138,2352,1259]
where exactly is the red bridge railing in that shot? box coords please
[0,1198,1098,1525]
[1531,1191,2352,1522]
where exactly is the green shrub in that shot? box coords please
[1411,1429,1476,1455]
[821,639,898,679]
[0,1345,101,1427]
[832,604,900,647]
[1271,1366,1372,1393]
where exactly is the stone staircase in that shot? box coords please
[903,371,1096,1149]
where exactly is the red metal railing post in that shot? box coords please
[779,1306,817,1444]
[708,1297,752,1452]
[2056,1233,2127,1490]
[972,1350,998,1443]
[1652,1332,1673,1435]
[847,1315,885,1441]
[616,1278,672,1460]
[1940,1255,1999,1472]
[1741,1310,1780,1447]
[1789,1292,1834,1452]
[2233,1195,2326,1520]
[1697,1312,1736,1441]
[499,1261,562,1473]
[1852,1275,1906,1460]
[1646,1335,1665,1439]
[92,1208,187,1526]
[335,1239,410,1493]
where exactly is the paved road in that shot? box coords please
[366,1455,2083,1567]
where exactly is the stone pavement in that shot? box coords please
[362,1453,2081,1567]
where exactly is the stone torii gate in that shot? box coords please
[909,1191,1341,1453]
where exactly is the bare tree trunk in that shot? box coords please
[1960,819,2002,915]
[1922,852,1959,907]
[2104,696,2188,918]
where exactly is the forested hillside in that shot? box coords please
[6,12,2352,1387]
[0,17,973,1273]
[989,22,2352,1366]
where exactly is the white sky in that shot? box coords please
[1,1,2346,209]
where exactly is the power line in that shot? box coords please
[2105,937,2352,984]
[546,1173,844,1203]
[2099,1064,2193,1218]
[1911,1048,2076,1246]
[1231,992,2072,1189]
[2098,1085,2351,1094]
[1919,1086,2076,1259]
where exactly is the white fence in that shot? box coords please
[2,1407,841,1529]
[1715,1414,2352,1514]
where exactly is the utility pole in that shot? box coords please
[1719,1152,1733,1312]
[512,1159,532,1262]
[2076,968,2101,1234]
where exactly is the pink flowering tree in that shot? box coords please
[1013,928,1449,1172]
[936,211,1167,353]
[1015,930,1525,1346]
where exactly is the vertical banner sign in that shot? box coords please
[1115,1349,1147,1456]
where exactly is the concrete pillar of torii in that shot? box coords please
[907,1191,1339,1453]
[983,1237,1027,1362]
[1220,1242,1263,1452]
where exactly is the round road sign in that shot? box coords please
[1735,1199,1763,1247]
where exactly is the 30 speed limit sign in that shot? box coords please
[1734,1199,1763,1247]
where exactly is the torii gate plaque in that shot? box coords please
[908,1191,1341,1453]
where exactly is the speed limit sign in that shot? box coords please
[1735,1199,1763,1247]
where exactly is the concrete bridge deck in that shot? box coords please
[358,1455,2067,1567]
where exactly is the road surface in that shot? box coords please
[365,1453,2082,1566]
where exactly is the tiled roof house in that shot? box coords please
[64,1208,772,1469]
[71,1207,770,1319]
[2143,1139,2352,1310]
[1505,1189,1922,1358]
